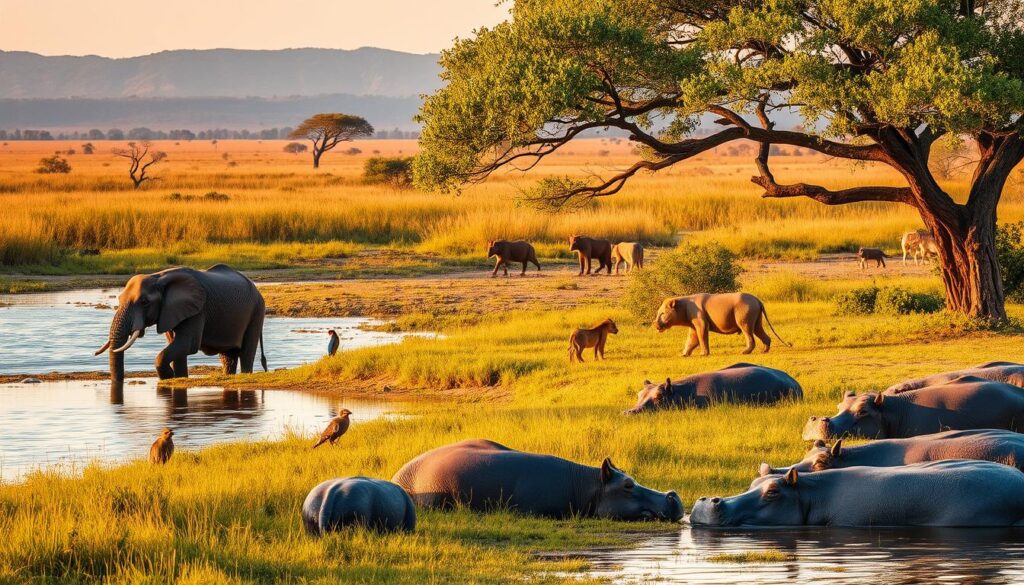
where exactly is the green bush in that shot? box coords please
[875,287,944,315]
[363,156,414,188]
[833,286,879,315]
[36,155,71,174]
[997,222,1024,303]
[623,242,740,322]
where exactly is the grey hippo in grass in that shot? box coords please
[692,460,1024,528]
[391,439,684,522]
[884,361,1024,394]
[757,429,1024,484]
[302,477,416,535]
[625,363,802,414]
[802,376,1024,441]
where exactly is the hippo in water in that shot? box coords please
[693,460,1024,527]
[884,361,1024,394]
[391,439,684,522]
[757,429,1024,484]
[625,363,802,414]
[302,477,416,535]
[802,377,1024,441]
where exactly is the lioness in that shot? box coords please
[857,247,887,269]
[568,319,618,363]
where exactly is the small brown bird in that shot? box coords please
[149,427,174,464]
[312,409,352,449]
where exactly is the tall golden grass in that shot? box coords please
[3,139,1024,268]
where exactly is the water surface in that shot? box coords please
[0,378,396,481]
[574,526,1024,583]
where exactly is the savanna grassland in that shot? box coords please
[4,139,1024,583]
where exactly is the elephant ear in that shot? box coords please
[156,270,207,333]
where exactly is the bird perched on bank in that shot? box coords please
[327,330,340,357]
[313,409,352,449]
[150,427,174,464]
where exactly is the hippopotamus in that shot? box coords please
[884,362,1024,394]
[391,439,684,521]
[302,477,416,535]
[802,377,1024,441]
[625,363,802,414]
[692,460,1024,527]
[757,429,1024,483]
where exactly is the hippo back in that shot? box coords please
[392,439,596,517]
[689,363,803,405]
[302,476,415,535]
[884,362,1024,394]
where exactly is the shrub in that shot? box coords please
[363,156,414,188]
[752,271,820,302]
[283,142,308,154]
[833,286,879,315]
[344,147,363,155]
[622,242,740,322]
[997,221,1024,303]
[36,155,71,174]
[875,287,945,315]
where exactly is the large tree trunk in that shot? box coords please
[312,149,322,169]
[921,207,1006,321]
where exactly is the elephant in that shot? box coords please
[652,292,789,356]
[95,264,267,386]
[569,236,613,275]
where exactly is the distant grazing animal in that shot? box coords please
[757,430,1024,482]
[569,236,613,276]
[313,409,352,449]
[802,377,1024,441]
[626,363,803,414]
[653,293,789,356]
[856,247,886,268]
[302,477,416,535]
[149,428,174,464]
[692,460,1024,527]
[611,243,644,274]
[901,229,939,264]
[487,240,540,277]
[884,362,1024,394]
[392,439,684,521]
[568,319,619,363]
[327,330,340,357]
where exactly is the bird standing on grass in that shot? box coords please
[150,428,174,464]
[313,409,352,449]
[327,330,340,357]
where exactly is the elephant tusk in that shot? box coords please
[94,340,111,356]
[112,330,141,353]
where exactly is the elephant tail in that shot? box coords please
[260,331,268,372]
[762,306,792,347]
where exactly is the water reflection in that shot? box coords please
[0,378,397,482]
[577,526,1024,583]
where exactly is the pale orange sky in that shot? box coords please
[0,0,510,57]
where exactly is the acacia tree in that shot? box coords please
[415,0,1024,320]
[112,141,166,189]
[289,113,374,168]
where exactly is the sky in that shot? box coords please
[0,0,510,57]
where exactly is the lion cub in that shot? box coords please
[568,319,619,363]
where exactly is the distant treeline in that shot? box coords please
[0,127,421,141]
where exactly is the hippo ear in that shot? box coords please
[831,440,843,458]
[668,299,677,309]
[643,379,652,385]
[783,468,799,486]
[813,439,826,448]
[758,462,772,477]
[664,377,672,388]
[873,393,885,407]
[600,458,620,483]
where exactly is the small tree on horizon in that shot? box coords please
[112,141,167,189]
[289,113,374,169]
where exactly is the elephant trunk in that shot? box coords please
[107,305,134,386]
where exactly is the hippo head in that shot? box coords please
[594,458,684,522]
[652,298,686,332]
[624,378,691,414]
[691,468,804,527]
[754,440,843,487]
[801,392,886,441]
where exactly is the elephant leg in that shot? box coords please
[172,354,188,378]
[220,353,238,374]
[239,312,265,374]
[682,329,699,357]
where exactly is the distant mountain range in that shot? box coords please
[0,48,442,99]
[0,48,441,132]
